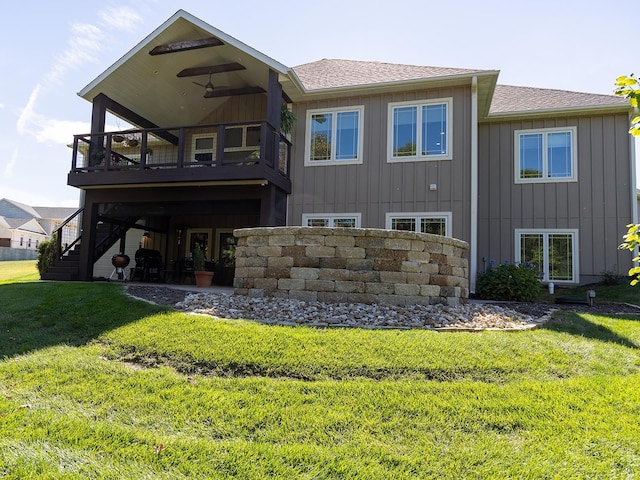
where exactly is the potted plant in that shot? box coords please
[193,243,213,288]
[281,106,297,135]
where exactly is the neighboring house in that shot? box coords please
[0,198,77,253]
[0,217,47,250]
[56,10,635,289]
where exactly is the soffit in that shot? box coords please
[78,11,291,128]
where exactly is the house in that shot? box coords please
[0,198,77,260]
[51,10,635,290]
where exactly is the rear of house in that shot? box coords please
[47,9,635,290]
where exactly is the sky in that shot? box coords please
[0,0,634,208]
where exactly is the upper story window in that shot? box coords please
[302,213,361,228]
[224,125,260,155]
[191,133,216,163]
[386,212,452,237]
[515,127,577,183]
[223,124,261,162]
[388,98,452,162]
[305,106,364,166]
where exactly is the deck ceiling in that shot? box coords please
[78,13,292,128]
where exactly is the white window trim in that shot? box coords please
[302,213,362,228]
[515,229,579,283]
[385,212,452,237]
[387,98,453,163]
[191,132,217,163]
[224,124,261,152]
[514,126,578,184]
[304,105,364,166]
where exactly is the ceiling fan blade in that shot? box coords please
[192,81,206,88]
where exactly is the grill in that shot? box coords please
[109,254,130,281]
[132,248,163,282]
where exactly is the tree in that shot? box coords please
[615,75,640,136]
[615,75,640,285]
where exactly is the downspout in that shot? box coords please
[470,76,479,294]
[630,116,638,271]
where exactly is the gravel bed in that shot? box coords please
[125,286,640,331]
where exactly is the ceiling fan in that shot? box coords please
[192,73,216,98]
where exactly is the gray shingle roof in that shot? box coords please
[0,198,40,219]
[489,84,628,114]
[292,59,488,91]
[291,60,628,115]
[34,206,77,220]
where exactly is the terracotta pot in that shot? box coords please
[194,271,214,288]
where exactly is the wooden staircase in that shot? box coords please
[41,206,141,281]
[40,246,81,281]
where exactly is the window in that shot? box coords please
[191,133,216,163]
[515,127,577,183]
[224,124,261,161]
[388,98,452,162]
[515,229,578,283]
[302,213,361,228]
[225,125,261,149]
[304,106,364,165]
[386,212,452,237]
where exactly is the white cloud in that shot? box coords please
[98,6,143,32]
[16,85,41,135]
[45,23,106,86]
[35,119,91,145]
[3,148,18,179]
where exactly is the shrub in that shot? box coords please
[37,233,58,277]
[600,266,622,286]
[476,262,541,302]
[193,243,206,271]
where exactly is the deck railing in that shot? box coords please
[71,120,291,178]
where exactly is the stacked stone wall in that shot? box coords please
[233,227,469,306]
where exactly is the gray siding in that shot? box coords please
[288,86,473,241]
[477,113,634,283]
[200,94,267,123]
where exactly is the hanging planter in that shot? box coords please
[123,138,139,148]
[113,134,125,143]
[281,106,297,135]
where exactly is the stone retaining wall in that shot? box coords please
[233,227,469,306]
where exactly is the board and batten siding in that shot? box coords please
[477,113,633,283]
[287,86,473,242]
[199,94,267,124]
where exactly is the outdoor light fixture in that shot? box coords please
[141,231,150,248]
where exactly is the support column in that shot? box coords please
[260,185,287,226]
[78,198,99,281]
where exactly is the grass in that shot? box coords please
[537,279,640,305]
[0,260,39,284]
[1,275,639,477]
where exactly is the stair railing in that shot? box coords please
[52,208,83,261]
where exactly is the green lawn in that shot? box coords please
[0,278,639,478]
[0,260,39,283]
